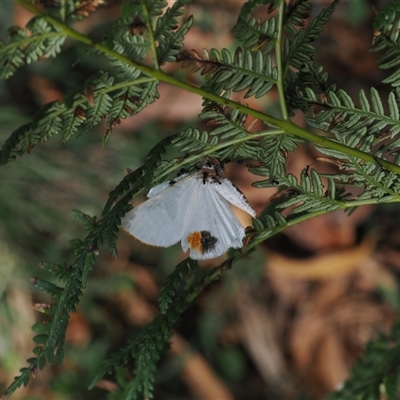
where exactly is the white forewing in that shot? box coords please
[146,181,171,198]
[121,161,256,260]
[214,179,256,218]
[147,173,188,198]
[121,175,195,247]
[181,182,247,259]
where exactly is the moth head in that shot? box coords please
[197,158,226,184]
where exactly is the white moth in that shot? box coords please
[121,159,256,260]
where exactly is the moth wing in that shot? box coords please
[147,173,189,198]
[121,176,195,247]
[146,181,171,198]
[214,179,256,217]
[181,183,246,260]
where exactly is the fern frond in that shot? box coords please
[82,73,115,130]
[105,80,159,141]
[89,293,184,399]
[304,87,400,150]
[39,262,72,282]
[221,48,277,98]
[201,104,263,159]
[105,18,150,78]
[172,103,264,161]
[72,209,98,230]
[0,17,66,80]
[32,101,66,143]
[251,211,288,242]
[373,2,400,31]
[329,319,400,400]
[0,72,159,163]
[258,133,303,180]
[3,256,82,395]
[172,128,217,153]
[232,0,278,53]
[202,103,249,138]
[180,47,277,98]
[89,260,226,400]
[302,139,400,204]
[60,96,88,144]
[155,0,193,64]
[287,62,332,113]
[0,124,33,164]
[140,135,180,191]
[30,277,64,299]
[110,0,191,73]
[322,156,400,201]
[283,0,311,35]
[290,60,400,176]
[283,0,339,74]
[3,167,142,397]
[254,167,343,226]
[275,169,343,214]
[0,88,84,162]
[102,167,145,216]
[372,8,400,86]
[159,258,197,314]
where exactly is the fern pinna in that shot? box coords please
[2,0,400,399]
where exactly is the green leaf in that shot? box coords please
[388,91,400,120]
[33,334,48,344]
[0,18,66,80]
[371,87,384,115]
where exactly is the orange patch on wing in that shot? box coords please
[186,231,203,253]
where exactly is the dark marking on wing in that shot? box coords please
[200,231,218,253]
[186,230,218,254]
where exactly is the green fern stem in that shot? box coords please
[141,0,159,70]
[17,1,400,176]
[275,0,289,121]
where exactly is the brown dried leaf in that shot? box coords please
[74,0,105,18]
[65,312,91,347]
[110,290,157,326]
[235,287,289,386]
[266,236,376,280]
[169,334,234,400]
[95,379,118,392]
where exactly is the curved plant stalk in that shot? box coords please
[15,0,400,176]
